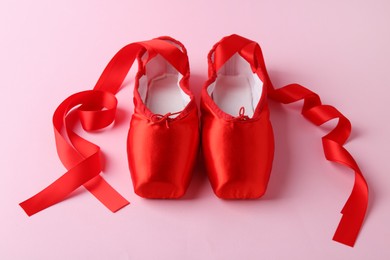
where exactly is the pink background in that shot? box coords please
[1,0,389,259]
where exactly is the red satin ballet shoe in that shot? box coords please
[201,35,274,199]
[128,37,199,198]
[20,37,199,217]
[201,34,368,247]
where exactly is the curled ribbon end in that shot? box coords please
[110,201,130,213]
[19,202,35,217]
[333,235,355,247]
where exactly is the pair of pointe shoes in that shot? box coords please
[128,34,273,199]
[20,34,368,247]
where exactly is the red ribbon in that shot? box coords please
[270,84,368,246]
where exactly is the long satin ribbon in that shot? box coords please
[20,37,188,216]
[213,34,368,247]
[268,84,368,247]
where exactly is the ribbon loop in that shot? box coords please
[77,91,118,131]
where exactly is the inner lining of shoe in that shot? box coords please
[138,54,190,117]
[207,53,263,117]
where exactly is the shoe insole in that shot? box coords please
[146,74,186,115]
[213,75,254,117]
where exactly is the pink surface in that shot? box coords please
[1,0,389,259]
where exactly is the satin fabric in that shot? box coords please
[201,103,274,199]
[201,34,368,247]
[20,36,199,215]
[128,107,199,198]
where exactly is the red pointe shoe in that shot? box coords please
[128,38,199,198]
[20,37,199,217]
[201,34,274,199]
[201,34,368,247]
